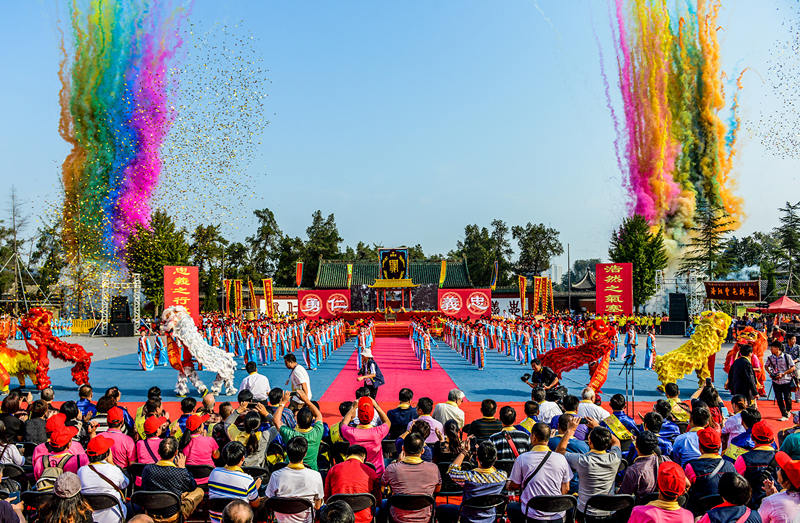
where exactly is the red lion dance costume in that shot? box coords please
[723,326,768,397]
[16,308,93,390]
[539,319,615,392]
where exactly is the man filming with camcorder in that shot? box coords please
[522,358,567,403]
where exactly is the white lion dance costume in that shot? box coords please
[160,306,237,397]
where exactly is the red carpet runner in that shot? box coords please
[320,336,458,403]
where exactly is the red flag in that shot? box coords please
[295,262,304,288]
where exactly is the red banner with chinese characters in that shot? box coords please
[438,289,492,320]
[262,278,274,318]
[223,279,232,316]
[596,263,633,315]
[234,280,243,317]
[295,262,304,288]
[164,266,200,327]
[704,281,761,302]
[518,276,527,316]
[247,280,256,310]
[298,289,351,319]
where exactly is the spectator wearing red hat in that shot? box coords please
[33,423,88,480]
[136,416,167,464]
[340,396,391,475]
[179,413,219,482]
[628,461,693,523]
[77,435,129,523]
[103,407,135,469]
[760,451,800,522]
[698,472,761,523]
[684,426,736,516]
[734,421,779,509]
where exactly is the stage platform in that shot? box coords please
[35,334,797,433]
[340,311,439,322]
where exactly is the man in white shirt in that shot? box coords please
[265,436,323,523]
[432,389,466,429]
[77,435,129,523]
[576,388,610,422]
[532,387,562,426]
[508,422,572,522]
[239,361,271,401]
[284,353,312,403]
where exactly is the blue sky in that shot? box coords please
[1,1,799,272]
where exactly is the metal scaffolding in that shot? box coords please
[97,272,141,336]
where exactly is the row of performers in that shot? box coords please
[441,317,658,370]
[2,317,73,340]
[138,318,347,372]
[410,321,437,370]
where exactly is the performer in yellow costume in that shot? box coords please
[653,310,731,389]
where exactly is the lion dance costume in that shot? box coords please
[653,310,731,388]
[723,326,767,397]
[0,308,93,392]
[539,319,616,392]
[161,306,237,397]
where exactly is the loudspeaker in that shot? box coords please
[108,322,134,337]
[661,321,686,336]
[668,293,688,323]
[111,296,130,323]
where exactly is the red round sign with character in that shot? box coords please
[299,294,322,317]
[439,292,463,316]
[326,293,350,315]
[466,291,490,316]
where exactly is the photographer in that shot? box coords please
[522,359,559,391]
[765,340,796,421]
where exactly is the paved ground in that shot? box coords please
[7,335,140,370]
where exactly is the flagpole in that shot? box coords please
[567,243,571,313]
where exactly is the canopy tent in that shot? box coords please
[745,295,800,314]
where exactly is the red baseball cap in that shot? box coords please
[50,425,78,448]
[775,451,800,489]
[186,414,210,432]
[657,461,686,497]
[357,396,374,424]
[698,426,721,449]
[86,435,114,456]
[45,413,67,434]
[107,407,124,425]
[144,416,167,435]
[751,421,774,444]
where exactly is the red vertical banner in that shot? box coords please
[247,281,256,311]
[233,280,243,317]
[596,263,634,315]
[262,278,274,318]
[223,279,232,316]
[164,266,200,327]
[518,275,527,316]
[295,262,304,287]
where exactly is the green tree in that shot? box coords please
[246,208,282,277]
[511,222,564,276]
[451,224,492,285]
[679,204,734,280]
[609,214,668,311]
[302,211,342,287]
[29,215,66,297]
[224,242,260,282]
[274,236,305,287]
[125,210,190,311]
[774,201,800,295]
[190,224,228,311]
[489,220,514,286]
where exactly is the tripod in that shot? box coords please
[618,350,636,418]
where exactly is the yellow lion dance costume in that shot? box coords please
[654,310,731,388]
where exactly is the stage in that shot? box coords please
[22,334,796,433]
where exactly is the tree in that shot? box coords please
[512,222,564,276]
[679,204,734,280]
[125,210,190,312]
[302,211,342,287]
[224,242,259,282]
[774,201,800,295]
[452,224,493,285]
[274,236,305,287]
[488,220,514,286]
[29,215,66,297]
[246,208,282,277]
[609,214,668,311]
[561,258,602,290]
[190,224,228,311]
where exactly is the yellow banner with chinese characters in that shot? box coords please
[439,260,447,288]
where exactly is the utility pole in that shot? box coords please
[567,243,571,313]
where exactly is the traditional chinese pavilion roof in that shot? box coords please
[571,270,596,291]
[314,259,472,289]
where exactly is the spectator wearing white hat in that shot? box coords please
[357,348,384,399]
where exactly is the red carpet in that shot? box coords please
[319,337,458,403]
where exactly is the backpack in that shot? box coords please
[35,454,74,491]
